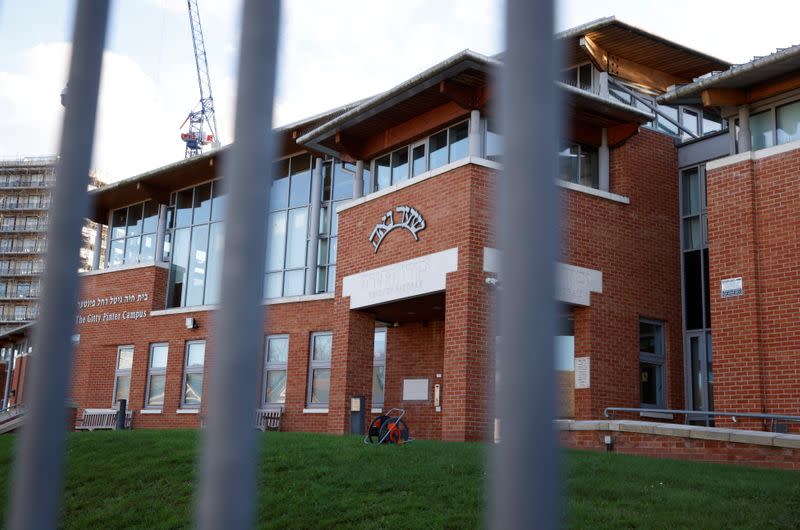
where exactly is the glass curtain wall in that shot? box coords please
[167,180,226,308]
[317,161,354,293]
[680,165,713,419]
[108,200,160,267]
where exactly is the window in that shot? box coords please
[639,320,665,407]
[113,345,133,406]
[307,332,332,407]
[484,119,503,162]
[167,180,225,307]
[370,120,470,193]
[182,341,205,407]
[145,343,168,408]
[372,328,387,408]
[750,110,774,151]
[558,141,598,189]
[316,161,354,294]
[560,63,593,91]
[264,154,311,299]
[109,201,160,267]
[263,335,288,406]
[777,100,800,145]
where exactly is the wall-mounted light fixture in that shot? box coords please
[185,317,198,330]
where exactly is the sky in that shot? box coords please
[0,0,798,183]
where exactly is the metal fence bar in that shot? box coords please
[491,0,560,529]
[6,2,110,529]
[194,1,280,528]
[604,407,800,424]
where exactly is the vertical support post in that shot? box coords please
[353,160,364,200]
[2,356,12,410]
[91,223,102,270]
[306,158,322,295]
[468,109,482,158]
[106,210,113,266]
[154,204,167,262]
[738,105,751,153]
[491,0,560,528]
[7,2,110,529]
[598,128,610,192]
[194,2,280,529]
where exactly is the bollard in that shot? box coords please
[115,399,127,430]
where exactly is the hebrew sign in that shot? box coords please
[369,205,426,252]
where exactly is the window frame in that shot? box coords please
[639,319,666,408]
[262,334,289,408]
[306,331,332,408]
[372,328,387,409]
[113,345,134,408]
[144,342,169,409]
[181,340,206,408]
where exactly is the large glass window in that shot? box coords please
[114,345,133,407]
[182,341,205,407]
[372,328,387,408]
[750,110,774,151]
[558,141,599,189]
[109,200,160,267]
[167,180,225,308]
[639,320,665,407]
[145,343,168,408]
[307,332,332,407]
[371,120,470,193]
[777,100,800,145]
[316,162,353,294]
[263,335,288,406]
[264,154,311,299]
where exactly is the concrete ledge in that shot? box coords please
[562,420,800,449]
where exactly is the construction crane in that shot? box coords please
[180,0,220,158]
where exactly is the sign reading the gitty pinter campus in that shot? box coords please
[369,205,426,252]
[76,292,150,325]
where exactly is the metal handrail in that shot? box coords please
[604,406,800,425]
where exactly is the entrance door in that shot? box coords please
[685,331,713,424]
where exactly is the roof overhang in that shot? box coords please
[297,50,498,160]
[0,323,33,346]
[561,82,654,146]
[558,17,730,92]
[659,44,800,107]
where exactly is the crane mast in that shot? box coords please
[181,0,219,158]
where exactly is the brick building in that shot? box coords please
[3,18,800,440]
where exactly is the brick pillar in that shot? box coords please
[442,265,492,441]
[328,296,374,434]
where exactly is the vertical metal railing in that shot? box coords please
[194,1,280,528]
[6,1,110,528]
[4,0,559,528]
[491,0,560,529]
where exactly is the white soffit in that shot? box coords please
[342,248,458,309]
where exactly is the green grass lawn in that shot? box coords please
[0,430,796,528]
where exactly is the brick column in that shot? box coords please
[442,264,492,441]
[327,296,374,434]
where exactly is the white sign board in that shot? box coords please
[402,378,429,401]
[342,248,458,309]
[721,277,743,298]
[574,357,590,389]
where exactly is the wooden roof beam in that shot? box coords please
[439,80,481,109]
[333,132,363,162]
[135,182,171,205]
[701,88,746,107]
[580,35,688,92]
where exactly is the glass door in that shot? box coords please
[686,331,713,425]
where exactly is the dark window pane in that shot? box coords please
[193,183,212,224]
[579,147,598,188]
[126,203,143,236]
[175,189,193,227]
[429,130,448,170]
[211,180,226,222]
[703,248,711,328]
[448,122,469,162]
[639,322,663,354]
[558,142,578,183]
[684,249,703,330]
[271,159,290,211]
[777,100,800,145]
[579,64,592,91]
[682,168,700,216]
[321,161,332,202]
[142,201,159,233]
[391,148,409,184]
[376,156,391,191]
[111,208,127,239]
[290,155,312,207]
[412,145,426,177]
[640,363,661,405]
[169,227,190,307]
[332,163,353,200]
[560,67,577,87]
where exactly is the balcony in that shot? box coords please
[0,225,48,233]
[0,203,50,211]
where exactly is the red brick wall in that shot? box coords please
[561,430,800,470]
[563,128,683,420]
[707,147,800,430]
